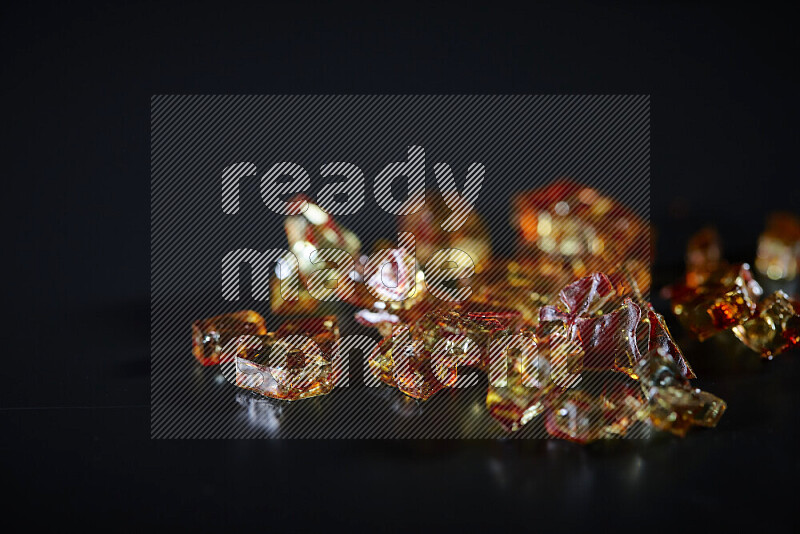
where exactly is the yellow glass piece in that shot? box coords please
[732,291,800,358]
[647,386,726,437]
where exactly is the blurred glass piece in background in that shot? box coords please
[399,191,491,274]
[685,226,724,287]
[284,195,361,280]
[755,212,800,281]
[511,180,652,302]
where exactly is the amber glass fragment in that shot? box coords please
[732,291,800,358]
[191,310,268,366]
[417,308,521,365]
[646,386,726,437]
[485,359,544,432]
[641,309,695,379]
[284,197,361,280]
[670,263,762,341]
[636,347,726,436]
[468,258,573,323]
[367,333,447,401]
[221,316,340,401]
[367,307,520,401]
[542,382,643,443]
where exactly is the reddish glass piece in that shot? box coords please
[539,273,643,374]
[351,238,431,337]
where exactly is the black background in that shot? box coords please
[3,1,798,530]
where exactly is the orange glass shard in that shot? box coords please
[191,310,268,366]
[367,331,447,401]
[284,195,361,291]
[417,307,521,367]
[285,197,361,269]
[222,316,340,401]
[511,180,652,301]
[755,212,800,281]
[271,198,363,314]
[670,263,762,341]
[468,258,575,323]
[732,291,800,358]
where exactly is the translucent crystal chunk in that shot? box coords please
[732,291,800,358]
[191,310,268,366]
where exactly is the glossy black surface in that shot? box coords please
[4,1,798,530]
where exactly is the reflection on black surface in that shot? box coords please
[235,392,284,434]
[368,387,425,418]
[159,264,800,442]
